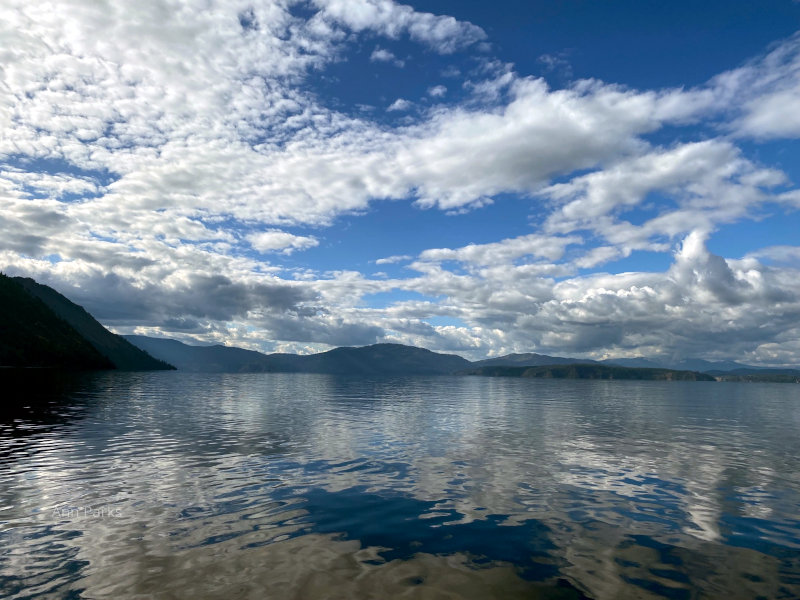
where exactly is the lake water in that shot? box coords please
[1,372,799,599]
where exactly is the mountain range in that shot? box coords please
[124,335,470,375]
[123,335,794,377]
[3,274,798,381]
[463,364,716,382]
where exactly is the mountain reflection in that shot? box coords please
[1,373,799,599]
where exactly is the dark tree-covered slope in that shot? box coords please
[11,277,173,371]
[0,273,113,370]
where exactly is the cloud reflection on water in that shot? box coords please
[0,372,799,599]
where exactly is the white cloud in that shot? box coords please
[739,89,800,138]
[313,0,486,53]
[4,1,791,229]
[427,84,447,97]
[419,234,580,266]
[387,98,412,111]
[375,254,412,265]
[370,47,395,62]
[712,33,800,139]
[542,140,788,258]
[393,77,685,211]
[248,230,319,254]
[747,245,800,265]
[369,47,404,67]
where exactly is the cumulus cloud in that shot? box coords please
[542,140,788,253]
[427,84,447,97]
[248,230,319,254]
[420,232,800,362]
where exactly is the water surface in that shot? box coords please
[1,372,799,599]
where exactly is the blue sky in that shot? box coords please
[2,0,800,363]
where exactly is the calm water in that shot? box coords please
[1,372,799,599]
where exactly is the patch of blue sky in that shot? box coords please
[60,189,105,203]
[707,210,800,260]
[415,0,800,90]
[287,1,318,22]
[5,155,116,187]
[42,254,62,264]
[274,194,536,272]
[641,123,716,150]
[736,139,800,185]
[424,315,466,328]
[18,183,46,201]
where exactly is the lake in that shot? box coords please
[1,372,799,599]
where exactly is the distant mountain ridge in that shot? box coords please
[474,354,768,373]
[125,334,795,379]
[472,353,600,368]
[268,343,471,375]
[123,335,269,372]
[603,357,759,372]
[125,336,470,375]
[463,364,716,382]
[3,276,173,371]
[668,358,760,372]
[599,357,663,369]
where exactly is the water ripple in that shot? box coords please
[0,372,799,599]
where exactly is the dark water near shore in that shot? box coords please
[0,372,799,599]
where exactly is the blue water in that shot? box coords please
[0,372,799,599]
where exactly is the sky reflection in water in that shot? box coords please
[0,372,799,599]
